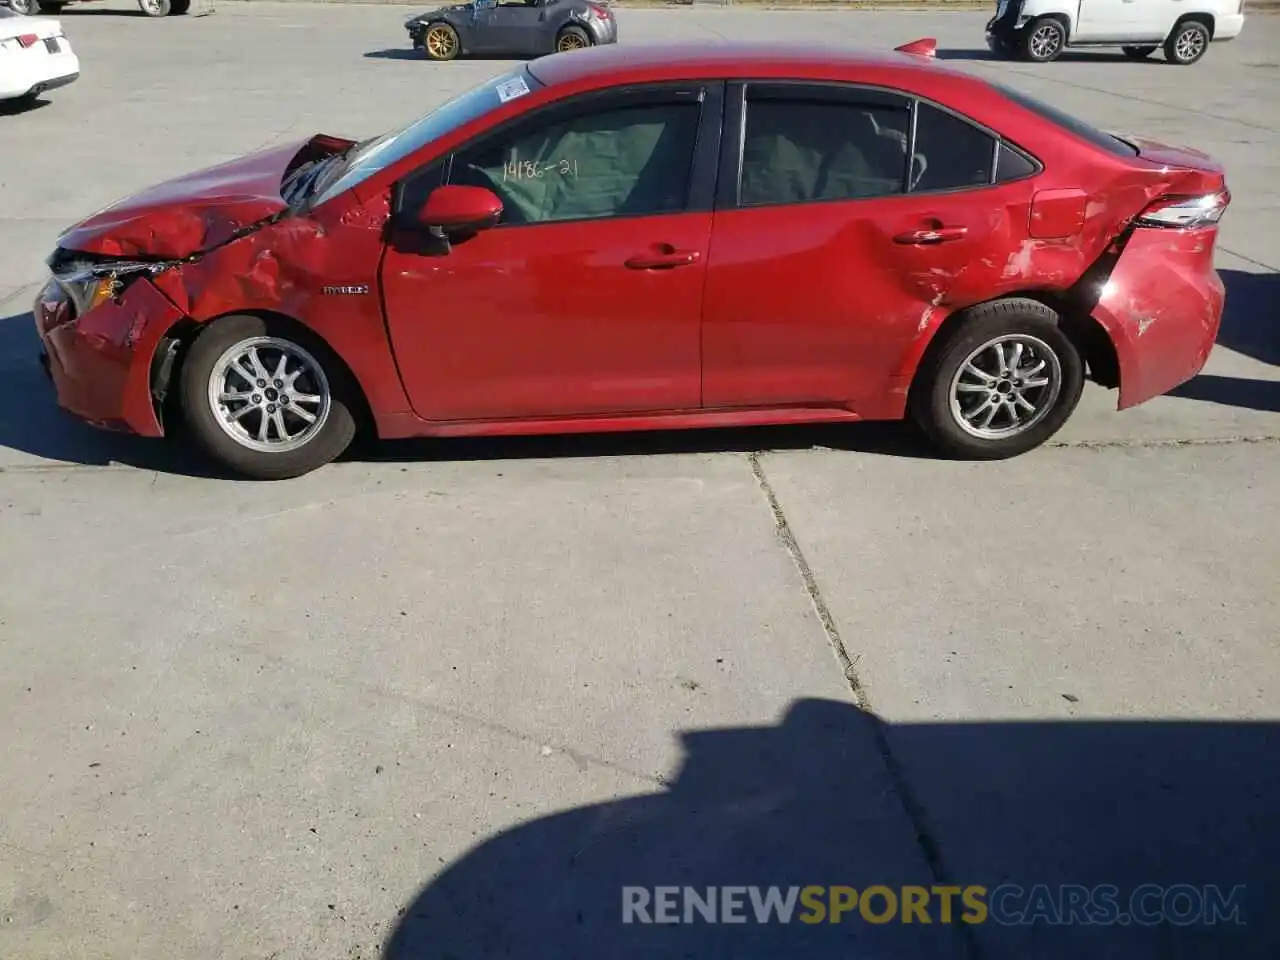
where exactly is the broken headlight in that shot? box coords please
[51,259,167,320]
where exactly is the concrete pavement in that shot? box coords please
[1,6,1277,959]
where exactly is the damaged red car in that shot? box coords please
[35,38,1230,480]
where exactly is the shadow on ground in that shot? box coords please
[1172,269,1280,412]
[0,96,51,117]
[5,268,1272,473]
[0,304,932,476]
[935,48,1158,64]
[364,47,535,62]
[383,698,1279,960]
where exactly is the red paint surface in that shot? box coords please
[34,41,1231,445]
[380,213,711,420]
[418,185,504,230]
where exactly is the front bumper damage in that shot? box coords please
[34,265,187,436]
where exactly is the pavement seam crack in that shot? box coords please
[747,450,869,709]
[747,450,981,960]
[1218,247,1279,272]
[1047,435,1280,451]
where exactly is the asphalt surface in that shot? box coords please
[0,6,1277,959]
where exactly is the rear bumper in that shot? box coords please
[1,61,80,100]
[33,276,183,437]
[1091,227,1225,410]
[587,15,617,44]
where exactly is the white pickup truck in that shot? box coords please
[985,0,1247,64]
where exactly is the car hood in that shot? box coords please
[407,5,469,23]
[56,137,322,260]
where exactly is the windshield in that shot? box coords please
[311,68,542,206]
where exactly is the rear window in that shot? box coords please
[993,82,1138,158]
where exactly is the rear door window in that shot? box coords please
[910,102,997,192]
[737,87,911,206]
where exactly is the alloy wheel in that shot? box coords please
[1174,28,1206,62]
[1028,23,1063,60]
[947,335,1062,440]
[207,336,333,454]
[556,32,588,51]
[425,25,457,59]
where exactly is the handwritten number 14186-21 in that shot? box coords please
[504,158,579,180]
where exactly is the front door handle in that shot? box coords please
[624,245,701,270]
[893,225,969,245]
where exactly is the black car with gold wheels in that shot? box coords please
[406,0,617,61]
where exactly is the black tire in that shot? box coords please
[170,0,191,13]
[6,0,37,14]
[36,1,66,12]
[554,25,591,53]
[908,298,1085,460]
[422,21,460,61]
[178,315,357,480]
[1121,45,1157,59]
[1021,17,1067,62]
[1164,20,1210,64]
[138,0,172,15]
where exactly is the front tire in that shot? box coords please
[422,22,460,61]
[178,315,357,480]
[1164,20,1210,65]
[6,0,37,14]
[138,0,172,15]
[908,298,1084,460]
[1021,17,1067,62]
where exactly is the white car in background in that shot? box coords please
[985,0,1246,64]
[0,6,78,104]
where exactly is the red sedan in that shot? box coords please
[35,38,1229,479]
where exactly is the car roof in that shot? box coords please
[527,39,982,90]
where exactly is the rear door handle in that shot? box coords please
[893,226,969,245]
[624,246,701,270]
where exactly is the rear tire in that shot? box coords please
[1021,17,1067,62]
[178,315,357,480]
[908,298,1084,460]
[36,2,65,12]
[170,0,191,13]
[6,0,37,14]
[1121,45,1157,59]
[138,0,172,15]
[554,25,591,52]
[1164,20,1210,64]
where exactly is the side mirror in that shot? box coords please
[418,185,503,234]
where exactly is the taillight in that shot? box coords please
[1134,190,1230,229]
[17,33,40,48]
[588,2,609,17]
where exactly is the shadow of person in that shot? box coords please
[384,699,1279,960]
[385,698,966,960]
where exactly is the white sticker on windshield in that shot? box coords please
[495,75,530,103]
